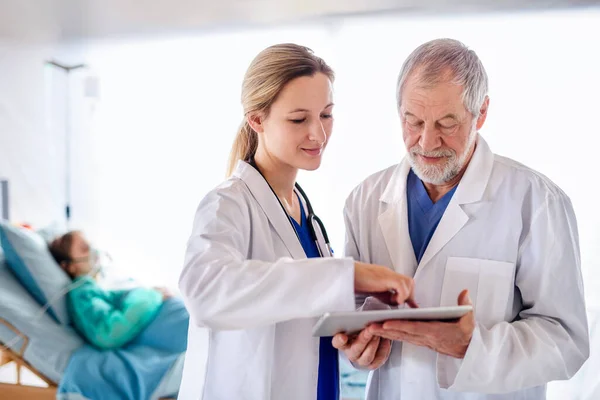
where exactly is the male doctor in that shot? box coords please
[335,38,589,399]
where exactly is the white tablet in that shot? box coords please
[312,305,473,337]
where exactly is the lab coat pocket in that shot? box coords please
[440,257,515,329]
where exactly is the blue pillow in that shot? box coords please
[0,221,71,325]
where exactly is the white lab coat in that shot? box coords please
[344,136,589,400]
[178,160,355,400]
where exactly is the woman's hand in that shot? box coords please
[153,286,173,301]
[354,262,417,307]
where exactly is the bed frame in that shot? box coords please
[0,318,56,399]
[0,318,175,400]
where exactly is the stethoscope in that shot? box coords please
[248,159,333,258]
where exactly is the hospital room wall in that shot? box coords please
[64,9,600,309]
[0,9,598,399]
[1,11,598,306]
[0,41,66,226]
[0,40,99,235]
[67,14,600,397]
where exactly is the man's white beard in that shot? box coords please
[407,125,477,185]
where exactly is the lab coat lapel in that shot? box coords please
[416,135,495,273]
[378,161,418,277]
[233,161,306,260]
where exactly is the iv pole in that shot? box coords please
[45,60,86,227]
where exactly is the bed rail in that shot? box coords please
[0,317,56,386]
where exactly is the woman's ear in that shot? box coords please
[60,261,74,277]
[247,112,265,134]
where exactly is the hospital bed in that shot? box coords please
[0,223,187,400]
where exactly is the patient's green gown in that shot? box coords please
[67,276,163,349]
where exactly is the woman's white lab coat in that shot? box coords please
[344,136,590,400]
[178,161,355,400]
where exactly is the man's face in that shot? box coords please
[400,71,488,185]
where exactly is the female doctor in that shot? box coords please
[178,43,415,400]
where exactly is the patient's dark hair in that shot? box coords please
[48,231,79,266]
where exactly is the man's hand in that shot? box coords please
[369,289,474,359]
[332,328,392,370]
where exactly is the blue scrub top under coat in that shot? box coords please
[290,194,339,400]
[407,169,458,264]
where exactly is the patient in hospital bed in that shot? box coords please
[48,230,172,350]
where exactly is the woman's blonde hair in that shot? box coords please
[226,43,334,176]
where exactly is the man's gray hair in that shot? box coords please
[396,38,489,117]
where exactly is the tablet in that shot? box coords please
[312,305,473,337]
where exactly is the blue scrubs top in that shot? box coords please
[407,169,458,263]
[290,195,339,400]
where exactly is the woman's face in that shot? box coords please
[250,72,334,172]
[66,232,95,277]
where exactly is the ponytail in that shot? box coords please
[226,120,258,177]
